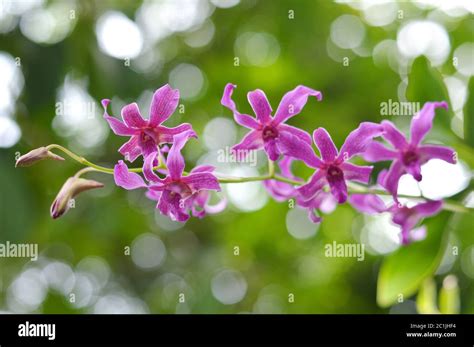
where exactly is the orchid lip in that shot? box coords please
[326,165,344,183]
[401,149,419,166]
[262,125,279,140]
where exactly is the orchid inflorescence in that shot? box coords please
[16,83,468,245]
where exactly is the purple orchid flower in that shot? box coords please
[282,123,384,204]
[363,101,456,200]
[221,83,322,161]
[349,193,442,245]
[102,84,193,162]
[263,156,336,223]
[114,131,223,222]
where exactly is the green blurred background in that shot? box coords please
[0,0,473,314]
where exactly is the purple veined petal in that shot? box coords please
[383,159,406,201]
[146,188,162,202]
[138,133,158,158]
[338,122,384,160]
[278,156,302,180]
[349,194,387,214]
[232,130,264,154]
[277,131,323,169]
[296,169,326,200]
[327,171,348,203]
[102,99,137,136]
[158,189,190,222]
[190,165,215,173]
[121,102,147,128]
[181,172,221,191]
[380,120,409,149]
[400,227,411,245]
[341,162,373,184]
[264,139,280,161]
[363,141,398,162]
[118,136,142,162]
[277,124,312,145]
[273,85,322,125]
[263,180,296,201]
[410,101,448,146]
[114,160,147,190]
[167,130,197,180]
[413,200,443,217]
[405,161,422,181]
[313,127,338,162]
[149,84,180,127]
[222,83,260,129]
[418,144,456,164]
[156,123,194,143]
[307,209,322,223]
[143,152,165,183]
[248,89,273,124]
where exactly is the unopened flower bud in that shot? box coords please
[50,177,104,219]
[15,147,64,167]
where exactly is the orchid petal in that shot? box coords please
[338,122,384,160]
[248,89,272,124]
[114,160,147,190]
[383,160,405,200]
[264,139,280,161]
[277,131,323,169]
[410,101,448,146]
[418,145,456,164]
[273,85,322,124]
[156,123,194,143]
[349,194,387,214]
[167,130,197,180]
[102,99,137,136]
[118,136,142,162]
[296,170,326,200]
[277,124,312,145]
[327,172,348,204]
[182,172,221,191]
[232,130,264,153]
[363,141,398,162]
[143,152,164,183]
[313,127,338,162]
[149,84,180,126]
[341,162,373,184]
[222,83,260,129]
[121,102,147,128]
[380,120,408,149]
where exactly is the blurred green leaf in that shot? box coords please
[464,77,474,147]
[416,277,439,314]
[376,212,451,308]
[439,275,460,314]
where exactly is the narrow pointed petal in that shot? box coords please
[349,194,387,214]
[413,200,443,217]
[167,130,197,180]
[114,160,147,190]
[182,172,221,191]
[313,128,338,162]
[121,102,147,128]
[278,124,312,145]
[410,101,448,146]
[363,141,398,162]
[277,131,323,168]
[158,190,190,222]
[156,123,194,143]
[341,162,373,184]
[248,89,272,124]
[273,85,322,124]
[102,99,137,136]
[231,130,264,153]
[118,136,142,162]
[380,120,408,149]
[264,139,280,161]
[138,135,158,158]
[296,170,326,200]
[338,122,384,160]
[383,159,405,200]
[222,83,260,129]
[204,196,227,214]
[143,152,164,183]
[308,209,322,223]
[418,145,456,164]
[149,84,180,127]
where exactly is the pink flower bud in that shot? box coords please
[15,147,64,167]
[50,177,104,219]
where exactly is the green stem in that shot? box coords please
[46,144,473,213]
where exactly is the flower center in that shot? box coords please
[402,149,418,166]
[167,181,192,199]
[140,132,152,142]
[262,126,278,140]
[326,165,343,183]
